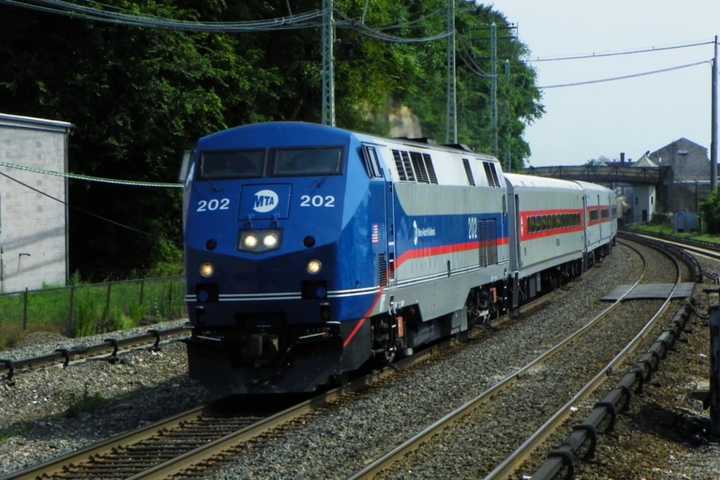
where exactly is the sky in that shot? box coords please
[487,0,720,167]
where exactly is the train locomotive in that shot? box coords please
[183,122,616,393]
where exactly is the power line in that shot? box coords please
[0,171,153,237]
[539,59,712,89]
[0,161,183,188]
[1,0,325,32]
[531,40,714,63]
[337,16,452,43]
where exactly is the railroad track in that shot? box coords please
[4,272,568,480]
[346,239,685,480]
[629,231,720,261]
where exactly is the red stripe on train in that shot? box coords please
[395,238,510,269]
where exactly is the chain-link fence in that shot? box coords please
[0,277,186,349]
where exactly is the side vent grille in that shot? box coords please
[377,254,388,287]
[392,150,407,181]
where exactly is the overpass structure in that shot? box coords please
[522,165,669,186]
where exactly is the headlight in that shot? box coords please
[239,230,281,252]
[263,232,279,248]
[243,234,258,249]
[307,259,322,274]
[199,262,214,278]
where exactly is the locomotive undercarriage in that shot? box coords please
[187,317,345,393]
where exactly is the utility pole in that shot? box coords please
[446,0,457,144]
[490,22,498,156]
[321,0,335,127]
[504,59,511,172]
[712,35,718,190]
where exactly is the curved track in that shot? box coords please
[346,239,683,480]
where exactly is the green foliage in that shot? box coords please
[0,277,184,350]
[149,237,184,277]
[649,212,670,226]
[65,385,107,418]
[702,189,720,234]
[0,1,543,277]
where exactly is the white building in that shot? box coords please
[0,113,72,292]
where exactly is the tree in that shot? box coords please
[0,0,544,278]
[701,188,720,234]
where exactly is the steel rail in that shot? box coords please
[6,280,556,480]
[630,231,720,261]
[8,406,206,480]
[346,241,648,480]
[483,241,682,480]
[124,295,546,480]
[0,325,191,382]
[6,317,480,480]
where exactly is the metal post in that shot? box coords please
[490,22,498,156]
[321,0,335,127]
[167,280,173,317]
[446,0,457,144]
[139,278,145,305]
[67,284,75,336]
[22,287,28,330]
[102,283,112,330]
[712,35,718,191]
[710,305,720,435]
[504,59,511,172]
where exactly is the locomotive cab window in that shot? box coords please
[200,150,265,179]
[272,148,343,176]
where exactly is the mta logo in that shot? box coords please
[253,189,279,213]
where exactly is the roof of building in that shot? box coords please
[633,153,658,168]
[0,113,73,133]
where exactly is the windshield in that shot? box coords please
[200,150,265,179]
[273,148,343,176]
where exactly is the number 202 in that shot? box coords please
[300,195,335,207]
[196,198,230,212]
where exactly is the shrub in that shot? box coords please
[701,189,720,234]
[65,385,107,418]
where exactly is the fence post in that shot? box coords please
[101,283,112,331]
[167,280,173,318]
[711,305,720,435]
[139,278,145,305]
[22,287,28,330]
[67,285,76,337]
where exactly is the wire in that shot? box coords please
[0,171,153,237]
[1,0,325,32]
[538,59,712,89]
[336,16,452,43]
[458,49,492,78]
[0,160,183,188]
[531,40,714,63]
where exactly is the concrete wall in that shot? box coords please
[627,185,656,223]
[650,137,711,181]
[0,114,71,292]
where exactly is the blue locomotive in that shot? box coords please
[184,122,616,393]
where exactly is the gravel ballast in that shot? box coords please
[204,244,648,479]
[0,330,213,475]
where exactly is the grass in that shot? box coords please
[0,425,29,445]
[65,385,108,418]
[0,277,186,351]
[628,223,720,245]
